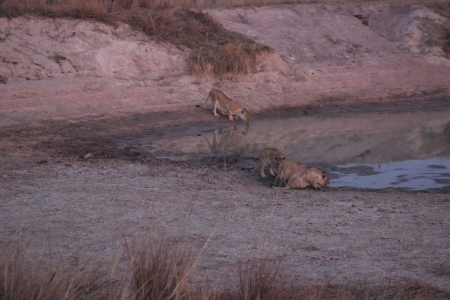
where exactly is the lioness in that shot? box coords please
[259,148,285,178]
[273,160,330,190]
[201,89,250,122]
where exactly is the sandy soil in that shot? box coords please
[0,1,450,291]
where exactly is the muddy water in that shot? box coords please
[129,105,450,191]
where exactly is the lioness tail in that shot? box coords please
[196,91,211,108]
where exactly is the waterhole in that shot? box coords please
[126,104,450,192]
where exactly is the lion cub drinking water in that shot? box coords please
[201,89,250,122]
[259,148,285,178]
[273,160,330,190]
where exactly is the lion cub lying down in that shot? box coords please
[259,148,285,178]
[273,160,330,190]
[202,89,250,122]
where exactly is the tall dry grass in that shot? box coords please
[2,237,450,300]
[232,258,285,300]
[125,237,193,300]
[0,240,120,300]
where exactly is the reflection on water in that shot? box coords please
[329,157,450,191]
[128,106,450,191]
[201,123,249,154]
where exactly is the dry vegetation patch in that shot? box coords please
[2,238,450,300]
[0,241,118,299]
[0,0,272,76]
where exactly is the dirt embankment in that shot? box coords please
[0,2,449,128]
[1,1,450,294]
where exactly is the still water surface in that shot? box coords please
[129,105,450,191]
[330,157,450,191]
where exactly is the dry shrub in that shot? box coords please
[125,237,194,300]
[120,7,271,76]
[0,240,116,300]
[423,0,450,19]
[2,237,450,300]
[419,17,450,57]
[184,14,271,76]
[188,42,260,76]
[0,0,113,22]
[367,281,450,300]
[68,0,111,21]
[218,257,288,300]
[0,0,271,76]
[437,262,450,276]
[444,25,450,54]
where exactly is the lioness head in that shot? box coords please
[321,172,330,187]
[314,172,330,189]
[237,108,250,122]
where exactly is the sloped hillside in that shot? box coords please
[0,2,449,127]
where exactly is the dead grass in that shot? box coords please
[124,236,193,300]
[48,53,67,65]
[186,32,272,76]
[0,240,119,300]
[0,0,271,76]
[421,0,450,19]
[419,16,450,56]
[2,237,450,300]
[437,262,450,276]
[228,258,286,300]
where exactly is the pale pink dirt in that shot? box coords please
[0,1,449,291]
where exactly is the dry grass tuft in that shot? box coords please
[437,262,450,276]
[0,240,116,300]
[125,237,194,300]
[187,33,271,76]
[2,237,450,300]
[121,8,270,76]
[0,0,113,22]
[368,281,450,300]
[233,258,285,300]
[444,25,450,54]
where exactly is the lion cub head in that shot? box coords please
[259,148,285,178]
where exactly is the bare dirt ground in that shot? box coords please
[1,1,450,291]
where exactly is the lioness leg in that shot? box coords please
[272,185,291,190]
[212,100,219,117]
[227,110,234,121]
[286,177,309,189]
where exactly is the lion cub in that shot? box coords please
[273,160,330,190]
[202,89,250,122]
[259,148,285,178]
